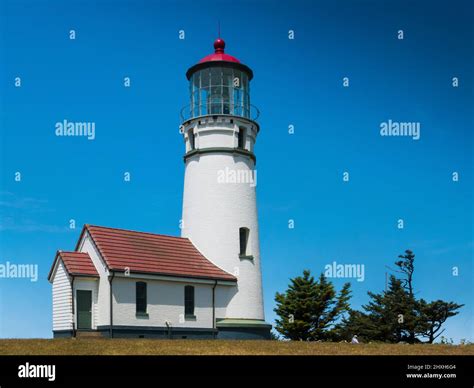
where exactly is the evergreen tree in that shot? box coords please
[337,250,464,343]
[417,299,463,343]
[365,275,419,342]
[330,309,369,342]
[338,276,417,342]
[274,270,351,341]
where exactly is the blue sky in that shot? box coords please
[0,0,472,342]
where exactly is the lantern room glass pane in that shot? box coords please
[188,67,251,119]
[193,90,199,117]
[242,73,248,93]
[210,68,221,86]
[223,68,233,88]
[233,70,241,89]
[209,86,221,114]
[223,85,231,114]
[233,88,242,116]
[200,69,210,88]
[200,87,209,116]
[223,68,233,114]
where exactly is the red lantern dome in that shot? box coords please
[186,37,253,80]
[198,38,241,64]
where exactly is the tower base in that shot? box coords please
[216,319,272,340]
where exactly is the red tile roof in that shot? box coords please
[50,251,99,279]
[83,225,236,282]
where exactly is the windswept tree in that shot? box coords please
[393,250,418,342]
[274,270,351,341]
[337,250,464,344]
[395,250,416,296]
[393,250,463,343]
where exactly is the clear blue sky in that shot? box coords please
[0,0,472,342]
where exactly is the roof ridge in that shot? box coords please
[86,224,187,241]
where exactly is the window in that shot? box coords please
[136,282,147,315]
[239,227,249,256]
[184,285,195,317]
[238,127,245,149]
[188,129,195,150]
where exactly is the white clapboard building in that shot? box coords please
[48,38,271,339]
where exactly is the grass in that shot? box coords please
[0,339,473,356]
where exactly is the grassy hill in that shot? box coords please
[0,339,473,355]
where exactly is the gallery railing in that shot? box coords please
[180,102,260,122]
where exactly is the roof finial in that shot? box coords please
[214,36,225,53]
[213,21,225,53]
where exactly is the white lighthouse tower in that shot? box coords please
[180,37,270,338]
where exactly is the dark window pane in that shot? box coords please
[188,129,195,150]
[136,282,147,314]
[184,285,194,316]
[239,227,249,256]
[238,127,245,149]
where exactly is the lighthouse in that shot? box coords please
[48,37,270,341]
[180,38,271,338]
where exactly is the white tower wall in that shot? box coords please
[181,116,264,320]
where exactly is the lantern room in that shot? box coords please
[182,38,257,122]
